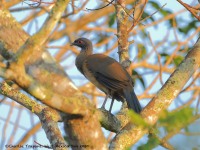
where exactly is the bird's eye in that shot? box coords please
[78,40,82,44]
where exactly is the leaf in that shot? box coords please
[108,13,116,27]
[178,20,198,34]
[149,1,160,10]
[160,9,172,17]
[132,70,146,89]
[128,110,149,128]
[160,52,169,57]
[142,11,155,22]
[159,52,169,64]
[137,43,147,60]
[173,55,184,66]
[160,53,183,66]
[168,18,175,28]
[137,136,160,150]
[158,107,194,132]
[149,1,172,17]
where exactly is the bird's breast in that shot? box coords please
[82,61,109,94]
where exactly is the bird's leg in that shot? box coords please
[109,97,114,113]
[101,95,108,109]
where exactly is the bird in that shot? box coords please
[71,37,142,113]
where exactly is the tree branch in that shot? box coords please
[0,8,107,149]
[115,0,130,68]
[0,82,67,150]
[177,0,200,21]
[110,37,200,149]
[17,0,70,61]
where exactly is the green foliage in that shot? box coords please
[140,28,149,39]
[168,18,175,28]
[132,70,146,89]
[137,43,147,60]
[160,53,184,66]
[141,11,155,22]
[178,20,199,35]
[158,107,194,132]
[148,1,173,29]
[108,13,116,27]
[137,135,160,150]
[173,55,184,66]
[128,110,149,128]
[149,1,172,17]
[160,52,169,58]
[137,107,194,149]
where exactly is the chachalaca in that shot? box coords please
[71,38,142,113]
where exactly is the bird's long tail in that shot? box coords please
[123,88,142,113]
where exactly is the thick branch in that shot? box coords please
[0,82,66,150]
[110,37,200,149]
[38,107,68,150]
[115,0,130,67]
[0,8,107,148]
[17,0,70,62]
[97,108,122,132]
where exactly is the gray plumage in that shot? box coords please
[71,38,142,113]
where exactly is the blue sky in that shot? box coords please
[1,0,199,149]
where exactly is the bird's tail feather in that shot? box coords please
[123,88,142,113]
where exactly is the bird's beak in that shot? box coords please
[70,42,75,46]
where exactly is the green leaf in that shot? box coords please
[149,1,160,9]
[137,43,146,60]
[168,18,175,28]
[138,136,160,150]
[149,1,172,17]
[108,13,116,27]
[178,20,198,34]
[160,52,169,57]
[128,110,149,128]
[159,52,169,64]
[132,70,146,89]
[160,9,172,17]
[173,55,184,66]
[158,107,194,132]
[142,11,155,22]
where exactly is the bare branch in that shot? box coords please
[177,0,200,21]
[110,37,200,149]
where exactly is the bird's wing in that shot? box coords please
[85,54,132,91]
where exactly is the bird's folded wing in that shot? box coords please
[85,54,131,91]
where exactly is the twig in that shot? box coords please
[34,140,52,149]
[163,114,200,140]
[149,131,174,150]
[172,18,179,42]
[177,0,200,21]
[62,0,75,18]
[141,3,167,23]
[148,33,164,85]
[17,122,41,146]
[180,72,200,93]
[0,101,15,149]
[23,0,55,7]
[8,105,23,144]
[180,131,200,136]
[9,6,43,12]
[195,94,200,115]
[0,96,6,103]
[86,0,114,11]
[128,0,147,33]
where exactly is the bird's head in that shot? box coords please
[71,38,93,50]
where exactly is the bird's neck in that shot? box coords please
[83,46,93,55]
[75,48,93,74]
